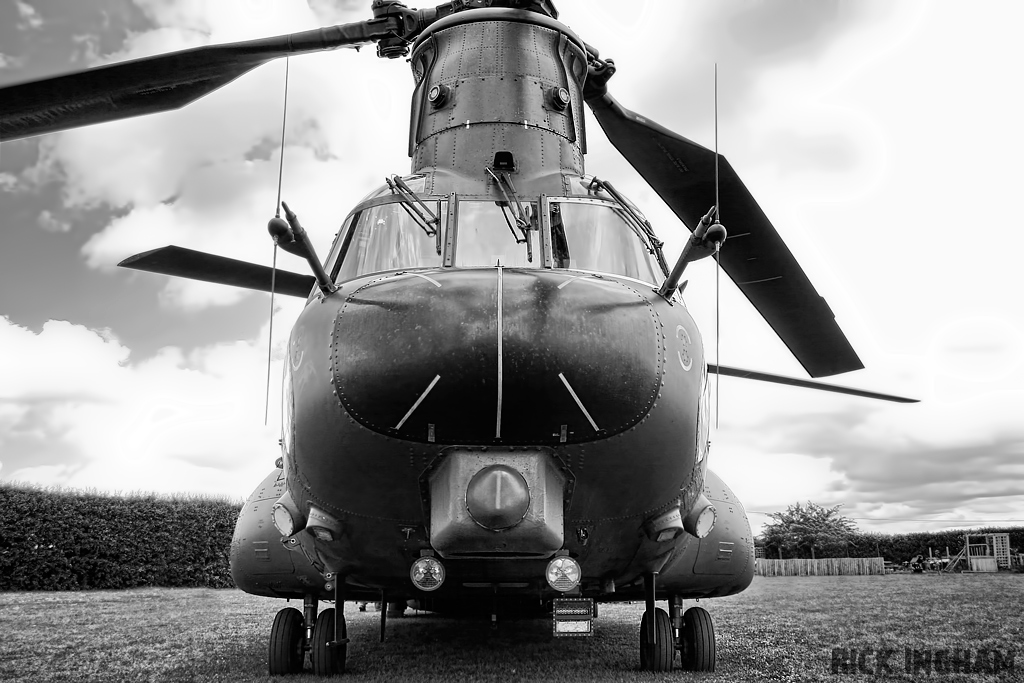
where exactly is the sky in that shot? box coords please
[1,0,1023,537]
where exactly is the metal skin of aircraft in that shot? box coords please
[0,0,917,675]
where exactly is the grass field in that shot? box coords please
[0,574,1020,682]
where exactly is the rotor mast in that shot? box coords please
[404,7,587,196]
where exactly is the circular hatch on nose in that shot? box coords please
[466,465,531,531]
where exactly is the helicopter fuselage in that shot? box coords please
[231,260,753,604]
[228,7,753,609]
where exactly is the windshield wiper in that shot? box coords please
[386,174,442,255]
[486,168,533,263]
[588,177,669,275]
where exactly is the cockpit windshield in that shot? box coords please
[454,201,539,268]
[328,187,664,285]
[333,200,445,283]
[551,200,663,284]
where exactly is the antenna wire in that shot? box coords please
[714,63,721,428]
[266,57,290,424]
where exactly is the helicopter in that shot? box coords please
[0,0,918,675]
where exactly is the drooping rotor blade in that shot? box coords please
[585,87,862,378]
[0,18,400,141]
[119,245,315,298]
[709,364,918,403]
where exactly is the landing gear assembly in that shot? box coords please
[267,578,716,676]
[638,574,716,672]
[268,596,348,676]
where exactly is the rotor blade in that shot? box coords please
[709,364,918,403]
[119,245,316,298]
[0,19,397,141]
[586,90,862,378]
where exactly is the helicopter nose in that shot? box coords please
[331,267,664,445]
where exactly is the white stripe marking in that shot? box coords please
[387,272,442,287]
[395,374,441,430]
[409,272,442,287]
[558,372,599,432]
[496,267,504,438]
[557,274,596,290]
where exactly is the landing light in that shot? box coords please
[545,556,581,592]
[683,496,717,539]
[410,557,445,592]
[692,505,717,538]
[271,491,304,538]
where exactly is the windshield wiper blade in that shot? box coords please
[487,168,533,263]
[387,174,441,255]
[588,177,669,275]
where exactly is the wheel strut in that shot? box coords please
[643,572,658,649]
[670,594,683,648]
[303,594,318,655]
[639,572,674,671]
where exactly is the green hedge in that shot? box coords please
[4,484,1022,589]
[0,483,241,591]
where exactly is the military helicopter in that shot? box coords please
[0,0,916,675]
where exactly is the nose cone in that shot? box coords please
[331,268,663,444]
[466,465,531,530]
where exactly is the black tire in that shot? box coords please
[680,606,716,672]
[639,607,674,671]
[268,607,305,675]
[311,607,347,676]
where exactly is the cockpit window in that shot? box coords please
[551,200,663,284]
[334,200,444,283]
[454,201,540,268]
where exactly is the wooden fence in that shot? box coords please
[755,557,886,577]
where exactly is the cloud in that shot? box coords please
[0,172,19,191]
[306,0,367,25]
[0,309,301,498]
[37,210,70,233]
[0,53,26,69]
[70,33,102,65]
[24,0,408,310]
[711,347,1024,533]
[16,1,44,30]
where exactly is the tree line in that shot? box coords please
[757,501,1024,563]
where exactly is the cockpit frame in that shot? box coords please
[323,178,666,288]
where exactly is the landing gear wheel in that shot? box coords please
[268,607,305,675]
[639,607,674,671]
[679,606,716,671]
[311,607,347,676]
